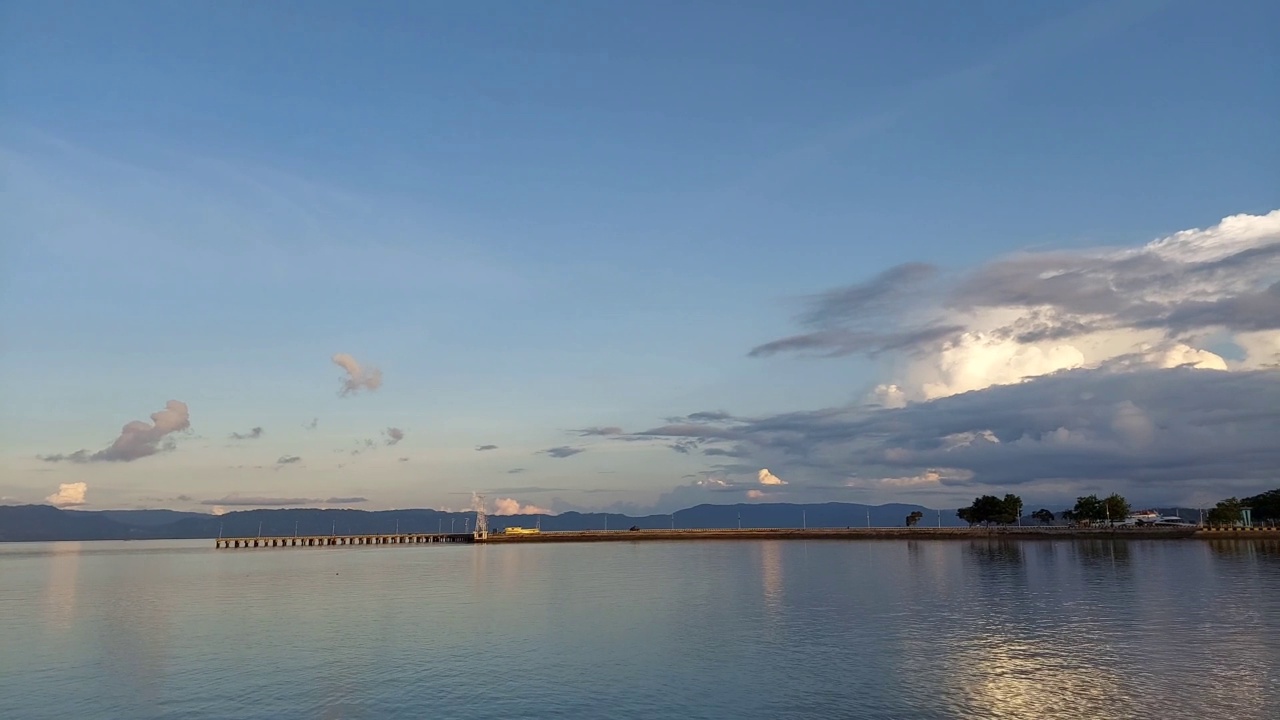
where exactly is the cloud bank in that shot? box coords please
[625,211,1280,506]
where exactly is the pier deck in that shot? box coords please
[215,533,475,549]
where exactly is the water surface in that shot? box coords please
[2,538,1277,719]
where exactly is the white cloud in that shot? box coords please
[492,497,551,515]
[46,482,87,507]
[757,468,787,485]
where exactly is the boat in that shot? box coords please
[1123,510,1196,527]
[1122,511,1162,526]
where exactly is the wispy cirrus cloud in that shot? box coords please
[200,495,367,507]
[571,427,623,437]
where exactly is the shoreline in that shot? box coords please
[479,526,1277,543]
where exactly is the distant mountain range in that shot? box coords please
[0,502,1213,543]
[0,502,975,542]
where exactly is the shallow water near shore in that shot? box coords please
[2,537,1277,719]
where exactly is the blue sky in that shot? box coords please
[3,0,1277,514]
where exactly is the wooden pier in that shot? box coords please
[215,533,476,549]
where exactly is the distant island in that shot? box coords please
[0,501,1213,543]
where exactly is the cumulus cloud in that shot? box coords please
[475,444,499,451]
[384,427,404,445]
[200,496,367,507]
[754,211,1280,400]
[540,446,585,458]
[277,455,302,464]
[333,353,383,396]
[229,426,263,440]
[758,469,787,485]
[46,482,87,507]
[492,497,552,515]
[41,400,190,463]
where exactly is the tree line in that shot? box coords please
[944,487,1280,528]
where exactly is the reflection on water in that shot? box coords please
[42,541,81,632]
[758,541,783,615]
[1,538,1277,720]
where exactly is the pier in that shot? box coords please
[215,533,476,549]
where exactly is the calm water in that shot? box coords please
[1,538,1277,719]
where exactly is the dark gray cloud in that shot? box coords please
[384,427,404,446]
[540,446,585,458]
[507,467,526,474]
[636,367,1280,502]
[1137,281,1280,334]
[797,262,938,327]
[475,444,499,451]
[398,457,409,462]
[229,427,263,440]
[748,263,958,358]
[40,400,191,463]
[748,324,965,359]
[276,455,302,464]
[201,496,367,507]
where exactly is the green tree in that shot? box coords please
[1241,488,1279,524]
[957,495,1023,526]
[905,511,924,527]
[1207,497,1245,526]
[1071,495,1106,525]
[1103,494,1131,524]
[1031,508,1055,525]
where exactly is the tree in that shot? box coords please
[957,495,1024,526]
[1000,494,1024,525]
[1103,494,1131,524]
[1242,488,1279,525]
[1031,508,1055,525]
[1207,497,1245,526]
[1071,495,1106,525]
[905,511,924,527]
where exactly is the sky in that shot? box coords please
[2,0,1277,516]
